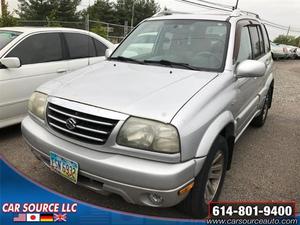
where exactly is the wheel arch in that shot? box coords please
[194,111,235,175]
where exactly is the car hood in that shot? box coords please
[39,61,218,122]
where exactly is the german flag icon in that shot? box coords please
[40,214,54,222]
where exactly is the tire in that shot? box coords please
[178,135,228,218]
[251,88,271,127]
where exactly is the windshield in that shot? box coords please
[0,31,21,51]
[111,20,229,71]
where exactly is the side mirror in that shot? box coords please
[0,57,21,68]
[236,60,266,78]
[105,49,113,59]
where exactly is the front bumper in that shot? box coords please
[22,116,206,207]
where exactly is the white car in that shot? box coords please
[285,45,298,59]
[297,48,300,58]
[0,27,113,128]
[270,42,288,60]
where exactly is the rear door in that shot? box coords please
[0,32,68,126]
[63,32,92,72]
[89,37,108,64]
[63,32,108,72]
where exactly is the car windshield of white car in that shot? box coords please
[111,20,229,71]
[0,31,21,50]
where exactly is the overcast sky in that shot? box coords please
[7,0,300,40]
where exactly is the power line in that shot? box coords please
[176,0,232,12]
[194,0,233,9]
[262,19,300,32]
[176,0,300,33]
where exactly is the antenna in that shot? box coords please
[234,0,240,9]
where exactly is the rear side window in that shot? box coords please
[93,39,107,56]
[249,25,267,59]
[64,33,96,59]
[257,26,265,54]
[7,33,63,65]
[249,26,261,58]
[237,26,252,63]
[261,25,271,52]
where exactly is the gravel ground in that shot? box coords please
[0,60,299,218]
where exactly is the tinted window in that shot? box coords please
[262,25,271,52]
[257,26,265,54]
[64,33,96,59]
[249,26,261,58]
[237,26,252,63]
[7,33,63,65]
[93,39,107,56]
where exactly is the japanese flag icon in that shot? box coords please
[26,213,40,222]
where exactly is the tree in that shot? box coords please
[85,0,159,40]
[273,35,300,47]
[17,0,81,22]
[132,0,159,26]
[84,0,117,24]
[0,0,18,27]
[17,0,53,20]
[90,24,108,37]
[49,0,81,21]
[104,0,159,26]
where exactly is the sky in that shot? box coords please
[6,0,300,40]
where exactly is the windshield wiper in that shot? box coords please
[144,59,199,70]
[109,56,145,64]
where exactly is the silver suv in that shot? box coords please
[22,10,274,218]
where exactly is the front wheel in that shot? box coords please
[179,135,228,218]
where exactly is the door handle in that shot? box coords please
[57,69,67,73]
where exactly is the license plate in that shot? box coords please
[50,152,79,184]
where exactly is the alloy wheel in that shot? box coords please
[204,150,224,204]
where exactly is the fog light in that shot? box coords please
[149,193,164,205]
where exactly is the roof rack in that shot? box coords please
[153,8,260,20]
[230,9,260,18]
[152,9,192,17]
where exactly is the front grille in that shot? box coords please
[47,103,119,145]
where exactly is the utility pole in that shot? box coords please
[131,1,135,29]
[286,25,290,37]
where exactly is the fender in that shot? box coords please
[195,111,235,158]
[194,111,235,175]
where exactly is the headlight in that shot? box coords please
[28,92,47,120]
[117,117,180,153]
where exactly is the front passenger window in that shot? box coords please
[237,27,252,63]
